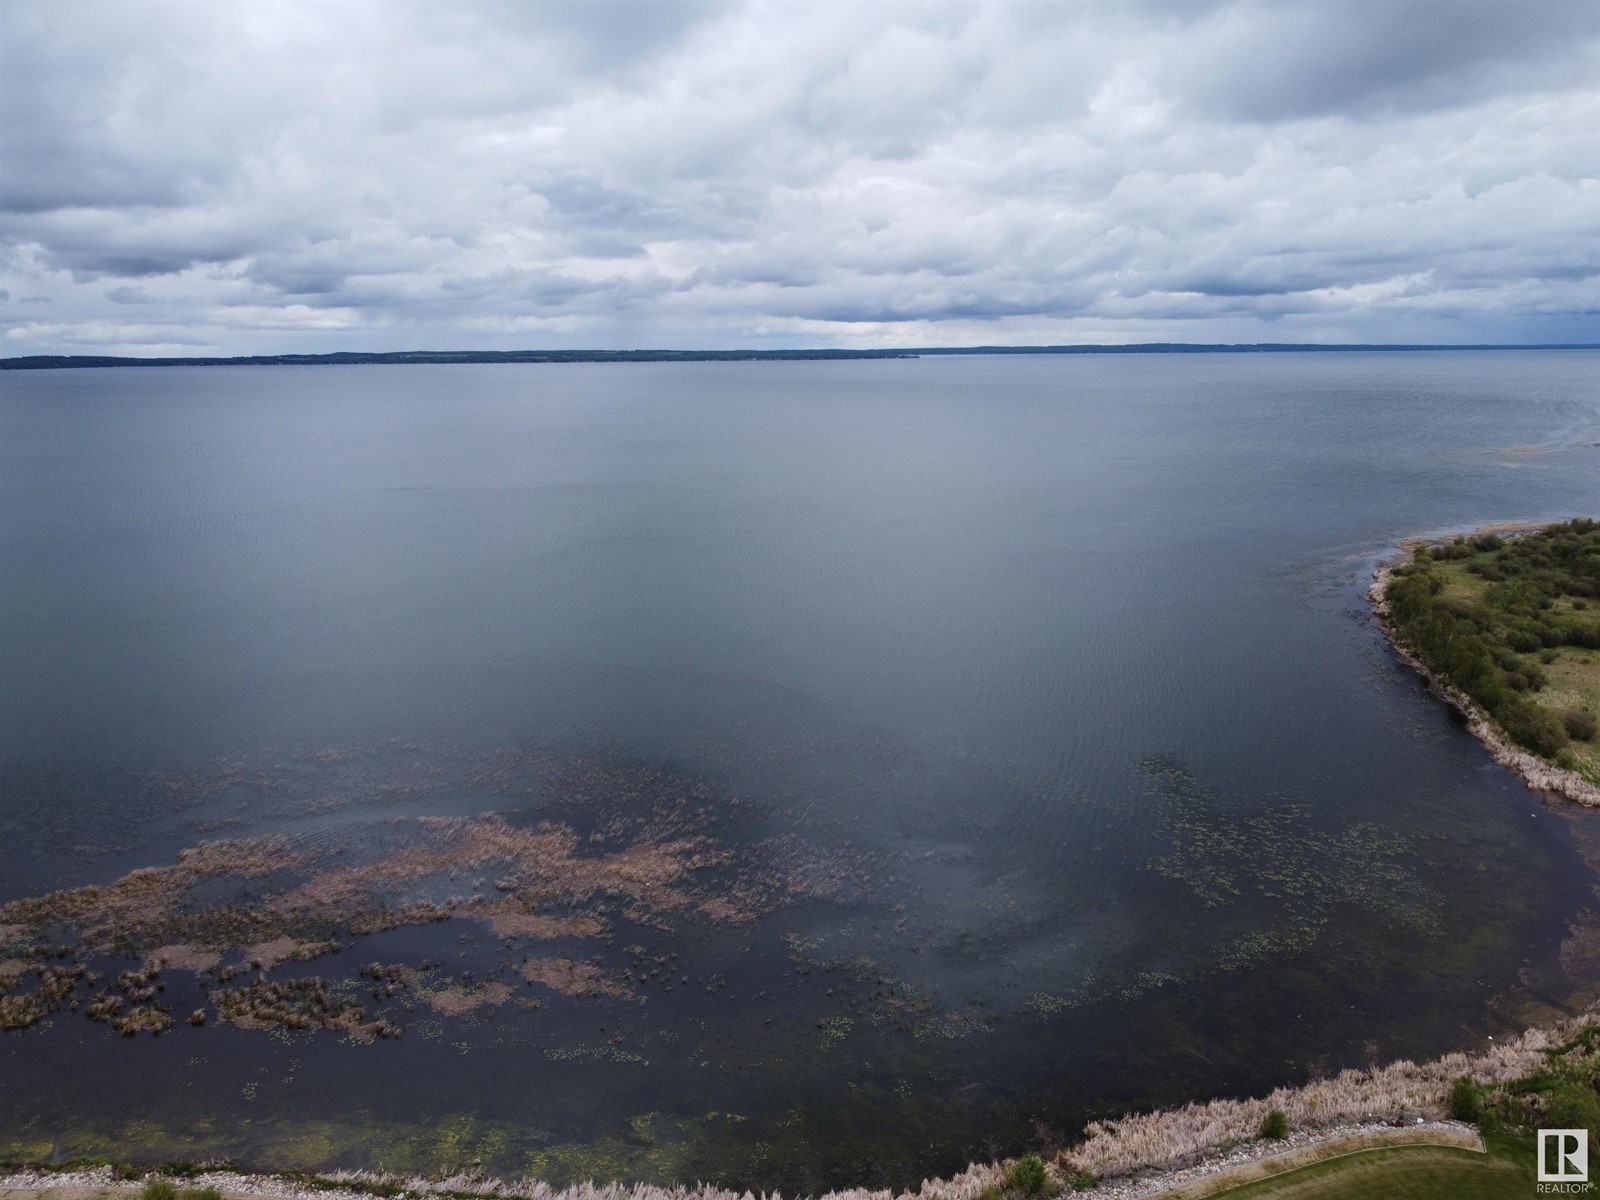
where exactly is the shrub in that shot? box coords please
[1499,700,1570,757]
[1449,1077,1480,1122]
[1259,1108,1289,1140]
[1006,1154,1051,1195]
[1546,1082,1600,1142]
[182,1189,222,1200]
[143,1181,177,1200]
[1564,709,1598,742]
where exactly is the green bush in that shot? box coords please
[143,1181,178,1200]
[182,1188,223,1200]
[1499,699,1570,757]
[1006,1154,1051,1196]
[1449,1077,1480,1122]
[1259,1108,1289,1140]
[1564,709,1598,742]
[1547,1082,1600,1142]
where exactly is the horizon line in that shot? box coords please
[5,341,1600,369]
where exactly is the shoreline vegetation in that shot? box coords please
[0,993,1592,1200]
[1371,518,1600,806]
[4,344,1599,370]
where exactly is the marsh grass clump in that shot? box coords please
[115,1005,175,1036]
[142,1179,177,1200]
[211,975,398,1041]
[0,992,48,1029]
[0,961,85,1028]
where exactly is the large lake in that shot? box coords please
[2,352,1599,1190]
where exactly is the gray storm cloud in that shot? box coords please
[1,0,1597,354]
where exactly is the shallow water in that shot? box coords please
[2,352,1599,1189]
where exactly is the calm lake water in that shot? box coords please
[2,352,1599,1189]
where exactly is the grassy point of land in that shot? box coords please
[1374,518,1600,801]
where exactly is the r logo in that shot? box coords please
[1541,1129,1590,1183]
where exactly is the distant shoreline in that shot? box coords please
[4,344,1599,370]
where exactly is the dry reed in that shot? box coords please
[1058,1012,1597,1178]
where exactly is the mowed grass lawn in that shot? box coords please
[1160,1137,1537,1199]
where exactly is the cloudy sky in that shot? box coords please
[2,0,1598,355]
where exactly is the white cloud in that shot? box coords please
[1,0,1596,354]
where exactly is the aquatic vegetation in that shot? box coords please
[0,993,48,1029]
[239,937,342,969]
[958,756,1466,1022]
[1029,993,1073,1017]
[423,981,512,1016]
[145,945,221,973]
[481,906,607,941]
[0,734,1564,1189]
[1144,758,1434,930]
[519,957,630,998]
[210,977,397,1041]
[0,741,879,1048]
[1134,756,1440,990]
[542,1044,648,1065]
[816,1014,854,1051]
[0,961,83,1029]
[111,1006,175,1037]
